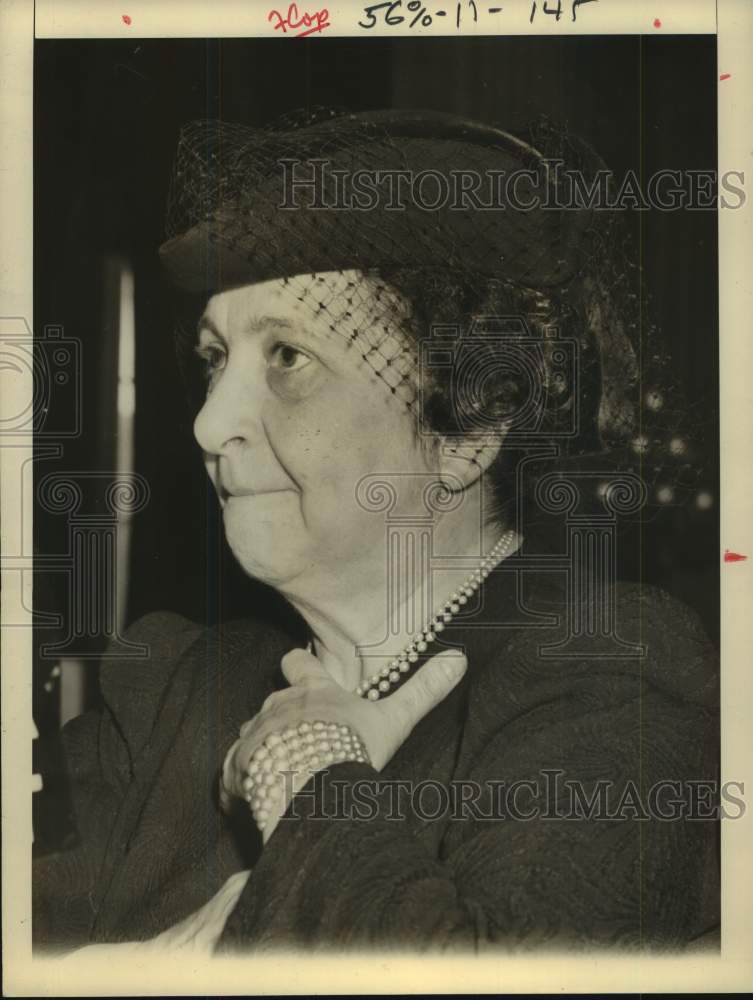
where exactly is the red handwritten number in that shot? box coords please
[268,3,330,36]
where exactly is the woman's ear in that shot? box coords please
[435,428,507,490]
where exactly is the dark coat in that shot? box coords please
[33,568,720,952]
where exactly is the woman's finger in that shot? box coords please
[387,649,467,736]
[224,702,316,794]
[280,647,333,687]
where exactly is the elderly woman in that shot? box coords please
[34,110,719,954]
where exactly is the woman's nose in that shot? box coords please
[193,364,260,456]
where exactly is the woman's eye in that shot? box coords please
[268,343,312,373]
[194,343,227,381]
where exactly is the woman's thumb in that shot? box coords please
[389,648,467,727]
[280,646,331,686]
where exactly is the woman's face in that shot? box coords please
[193,270,437,595]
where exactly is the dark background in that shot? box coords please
[33,34,719,656]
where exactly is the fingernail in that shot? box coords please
[439,650,467,674]
[283,646,307,660]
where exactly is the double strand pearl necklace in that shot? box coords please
[353,529,516,701]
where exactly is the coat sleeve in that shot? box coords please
[32,701,131,949]
[218,590,720,953]
[219,728,718,952]
[32,611,201,951]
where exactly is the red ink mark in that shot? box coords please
[268,3,330,37]
[122,14,132,25]
[719,73,731,81]
[653,17,662,28]
[724,550,747,563]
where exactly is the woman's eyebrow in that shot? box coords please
[245,315,295,336]
[248,315,338,350]
[196,312,320,345]
[196,315,227,344]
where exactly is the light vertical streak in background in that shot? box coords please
[116,259,136,632]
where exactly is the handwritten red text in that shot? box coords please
[268,3,330,37]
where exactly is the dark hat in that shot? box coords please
[162,109,711,518]
[159,109,596,295]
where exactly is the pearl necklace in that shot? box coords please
[354,529,516,701]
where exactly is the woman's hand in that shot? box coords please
[221,646,467,841]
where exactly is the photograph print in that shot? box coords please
[30,29,723,958]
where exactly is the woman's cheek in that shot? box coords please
[266,363,328,404]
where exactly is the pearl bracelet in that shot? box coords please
[241,720,371,831]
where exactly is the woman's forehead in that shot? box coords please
[202,269,384,334]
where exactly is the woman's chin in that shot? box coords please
[227,542,303,588]
[222,495,305,587]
